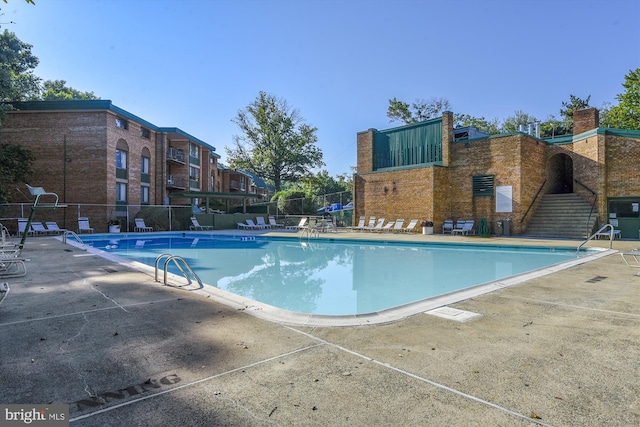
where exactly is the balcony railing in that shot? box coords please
[167,176,186,188]
[167,147,185,163]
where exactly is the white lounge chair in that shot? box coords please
[268,216,284,228]
[452,220,475,236]
[366,218,385,232]
[362,216,376,232]
[30,222,49,235]
[190,217,213,230]
[377,220,395,233]
[594,225,621,239]
[256,217,270,229]
[134,218,153,232]
[237,222,251,230]
[351,216,366,231]
[442,220,454,234]
[285,217,307,231]
[402,219,419,233]
[45,222,65,235]
[245,219,265,230]
[391,219,405,233]
[77,217,94,234]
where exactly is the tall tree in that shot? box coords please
[600,68,640,130]
[453,113,501,134]
[40,79,99,101]
[226,91,324,192]
[0,29,40,124]
[0,143,35,203]
[387,97,451,124]
[500,110,539,133]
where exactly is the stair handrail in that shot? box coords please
[578,223,615,252]
[520,180,547,224]
[573,179,598,237]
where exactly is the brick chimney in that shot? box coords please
[573,108,599,135]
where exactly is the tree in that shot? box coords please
[453,113,501,135]
[0,30,40,124]
[40,79,99,101]
[387,97,451,124]
[500,110,539,133]
[226,91,324,192]
[0,143,35,203]
[600,68,640,130]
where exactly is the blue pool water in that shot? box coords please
[81,234,592,316]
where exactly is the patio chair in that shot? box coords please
[17,219,34,237]
[268,216,285,228]
[134,218,153,232]
[77,217,94,234]
[442,220,454,234]
[256,216,270,229]
[245,219,265,230]
[351,216,366,231]
[402,219,419,233]
[190,217,213,231]
[45,222,65,235]
[285,217,307,231]
[362,216,377,231]
[31,222,49,235]
[377,220,395,233]
[391,219,405,233]
[237,222,252,230]
[366,218,385,232]
[594,225,621,240]
[452,220,475,236]
[0,256,26,278]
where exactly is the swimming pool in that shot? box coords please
[79,233,603,319]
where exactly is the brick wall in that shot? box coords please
[574,108,599,135]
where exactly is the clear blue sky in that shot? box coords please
[3,0,639,177]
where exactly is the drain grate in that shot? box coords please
[585,276,607,283]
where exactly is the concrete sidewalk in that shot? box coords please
[1,234,639,426]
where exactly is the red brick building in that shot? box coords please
[355,108,640,238]
[0,100,220,229]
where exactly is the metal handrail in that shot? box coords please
[62,230,85,247]
[520,180,546,224]
[155,254,202,288]
[577,223,615,252]
[574,179,598,237]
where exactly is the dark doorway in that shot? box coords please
[547,153,574,194]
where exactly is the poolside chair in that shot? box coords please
[351,216,366,231]
[402,219,419,233]
[363,216,376,231]
[245,219,265,230]
[377,220,395,233]
[77,217,94,234]
[17,219,34,237]
[452,220,475,236]
[594,225,621,240]
[285,217,307,231]
[391,219,405,233]
[134,218,153,232]
[442,220,454,234]
[31,222,49,235]
[237,222,251,230]
[0,255,26,278]
[190,217,213,231]
[268,216,284,228]
[366,218,385,232]
[45,222,65,235]
[256,216,270,229]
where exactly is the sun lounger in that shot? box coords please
[31,222,50,235]
[402,219,419,233]
[45,222,65,235]
[351,216,366,231]
[77,217,94,234]
[442,220,454,234]
[391,219,405,233]
[190,217,213,230]
[256,217,270,229]
[285,218,307,231]
[268,216,284,228]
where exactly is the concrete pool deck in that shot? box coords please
[1,231,639,426]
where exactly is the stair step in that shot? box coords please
[523,193,597,239]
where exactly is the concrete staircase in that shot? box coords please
[523,193,597,239]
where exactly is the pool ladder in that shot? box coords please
[155,254,203,289]
[577,223,615,253]
[62,230,85,248]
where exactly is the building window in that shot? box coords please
[115,118,128,130]
[116,149,127,170]
[140,127,150,139]
[141,186,149,204]
[472,175,494,197]
[141,156,149,174]
[116,183,127,202]
[189,143,200,159]
[189,166,199,181]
